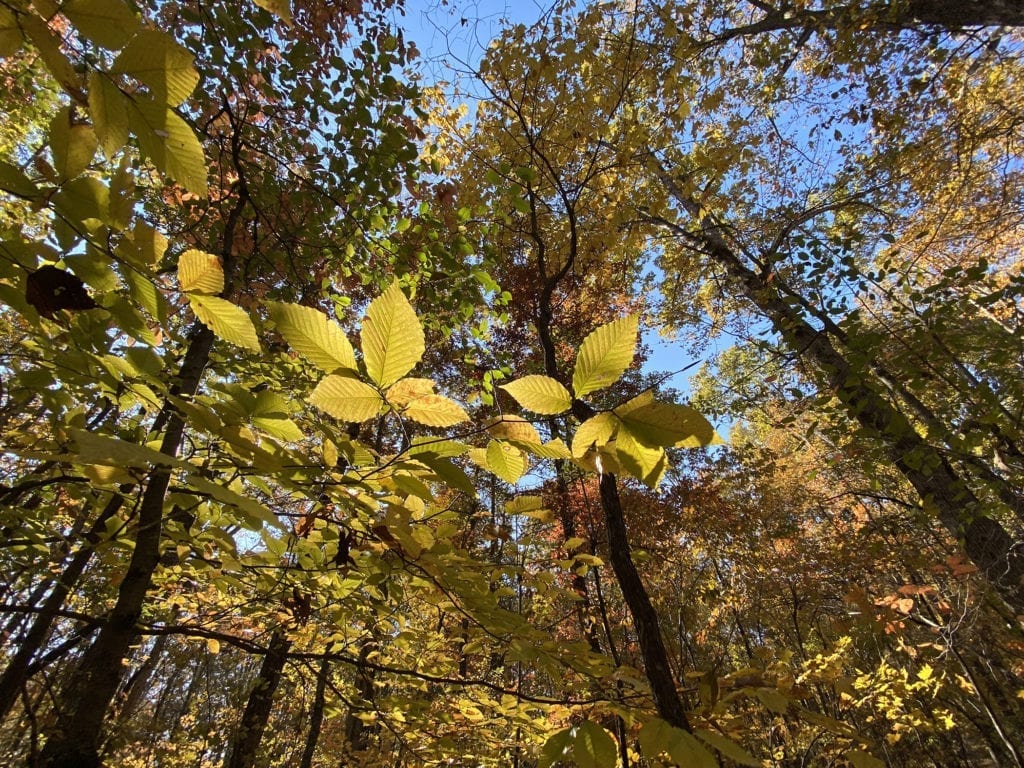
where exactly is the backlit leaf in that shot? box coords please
[386,378,435,407]
[485,440,527,484]
[501,375,571,415]
[189,295,259,351]
[127,96,208,196]
[309,375,384,422]
[487,415,541,444]
[538,728,573,768]
[50,108,98,182]
[178,249,224,294]
[63,0,139,49]
[573,314,638,397]
[253,0,293,24]
[572,412,618,457]
[618,399,717,448]
[616,426,667,488]
[268,302,356,373]
[362,281,424,387]
[112,29,199,106]
[572,721,618,768]
[89,72,130,159]
[403,394,470,427]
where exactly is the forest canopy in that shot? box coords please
[0,0,1022,767]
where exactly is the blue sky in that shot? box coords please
[394,0,732,400]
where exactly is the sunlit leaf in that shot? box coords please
[362,281,425,387]
[89,72,130,159]
[501,375,571,415]
[268,302,357,373]
[572,412,618,457]
[483,440,527,484]
[403,394,470,427]
[112,29,199,106]
[49,108,98,182]
[309,375,384,422]
[127,96,207,196]
[178,249,224,294]
[189,295,259,351]
[573,314,638,397]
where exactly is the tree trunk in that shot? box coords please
[0,493,124,721]
[39,324,216,768]
[902,0,1024,27]
[299,659,329,768]
[653,166,1024,613]
[341,640,377,766]
[224,630,292,768]
[599,473,692,732]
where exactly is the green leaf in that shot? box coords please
[52,177,110,226]
[414,454,475,495]
[402,393,469,427]
[189,295,259,351]
[89,72,130,159]
[0,8,21,58]
[615,426,667,488]
[509,438,572,460]
[506,495,543,514]
[127,95,208,196]
[538,728,573,768]
[253,0,293,24]
[485,440,527,484]
[573,315,638,397]
[572,721,618,768]
[50,108,98,182]
[407,438,470,458]
[845,750,885,768]
[70,428,180,469]
[188,475,285,531]
[571,412,618,457]
[112,29,199,106]
[362,281,425,387]
[501,375,571,415]
[694,730,759,766]
[639,719,718,768]
[268,301,356,373]
[63,0,140,50]
[21,14,77,91]
[309,375,384,422]
[65,247,119,292]
[618,399,717,448]
[178,249,224,294]
[0,161,39,198]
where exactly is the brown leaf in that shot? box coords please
[25,265,97,318]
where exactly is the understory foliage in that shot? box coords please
[0,0,1022,767]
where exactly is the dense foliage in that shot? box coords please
[0,0,1021,767]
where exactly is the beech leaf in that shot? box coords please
[189,295,259,351]
[573,315,638,397]
[362,281,424,387]
[309,375,384,422]
[501,375,571,415]
[268,302,356,373]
